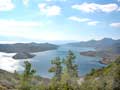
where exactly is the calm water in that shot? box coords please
[0,45,105,78]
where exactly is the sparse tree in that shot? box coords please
[18,61,36,90]
[49,57,62,81]
[63,50,78,78]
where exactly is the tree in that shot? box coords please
[63,50,78,78]
[48,51,79,90]
[59,51,79,90]
[18,61,36,90]
[49,57,62,81]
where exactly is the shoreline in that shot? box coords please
[80,51,119,65]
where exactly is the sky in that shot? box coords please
[0,0,120,43]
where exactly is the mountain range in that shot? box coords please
[68,38,120,54]
[67,38,120,64]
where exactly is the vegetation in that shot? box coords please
[18,61,36,90]
[48,50,80,90]
[113,56,120,90]
[48,57,62,81]
[63,50,78,78]
[80,56,120,90]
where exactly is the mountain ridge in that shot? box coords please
[0,43,58,53]
[68,38,120,53]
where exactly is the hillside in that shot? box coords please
[0,43,58,53]
[0,69,49,90]
[80,56,120,90]
[0,43,58,59]
[68,38,120,52]
[68,38,120,64]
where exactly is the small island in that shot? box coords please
[12,52,35,59]
[80,51,97,57]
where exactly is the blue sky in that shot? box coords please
[0,0,120,43]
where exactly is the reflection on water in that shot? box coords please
[0,52,23,72]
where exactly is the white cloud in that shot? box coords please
[0,19,66,41]
[99,4,118,12]
[23,0,29,7]
[0,0,14,11]
[38,3,61,16]
[72,3,119,13]
[68,16,90,22]
[68,16,99,26]
[110,22,120,28]
[88,21,99,26]
[0,19,43,38]
[72,3,98,13]
[0,19,43,27]
[0,20,41,40]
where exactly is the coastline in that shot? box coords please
[80,51,119,65]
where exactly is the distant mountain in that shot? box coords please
[69,38,120,64]
[68,38,120,52]
[0,43,58,53]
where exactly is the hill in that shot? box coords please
[80,56,120,90]
[0,69,49,90]
[68,38,120,64]
[0,43,58,53]
[0,43,58,59]
[68,38,120,51]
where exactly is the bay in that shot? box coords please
[0,45,105,78]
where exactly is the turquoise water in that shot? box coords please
[23,45,105,78]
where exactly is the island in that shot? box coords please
[80,51,97,57]
[12,52,35,59]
